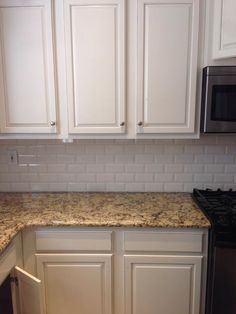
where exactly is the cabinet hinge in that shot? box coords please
[10,276,18,286]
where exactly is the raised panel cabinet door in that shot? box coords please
[0,0,57,133]
[212,0,236,59]
[124,255,202,314]
[13,266,44,314]
[63,0,125,134]
[136,0,199,134]
[36,254,113,314]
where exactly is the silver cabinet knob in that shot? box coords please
[137,121,143,126]
[120,122,125,126]
[50,121,56,126]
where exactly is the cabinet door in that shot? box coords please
[63,0,125,134]
[212,0,236,59]
[36,254,113,314]
[124,255,202,314]
[12,266,44,314]
[136,0,199,134]
[0,0,57,133]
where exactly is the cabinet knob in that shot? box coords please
[137,121,143,126]
[120,122,125,126]
[50,121,56,127]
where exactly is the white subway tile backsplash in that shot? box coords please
[77,173,96,183]
[155,173,174,182]
[194,174,213,183]
[145,183,163,192]
[10,183,30,191]
[164,183,183,192]
[135,173,154,182]
[0,183,11,191]
[0,173,20,183]
[135,154,154,163]
[105,164,124,173]
[0,136,236,192]
[195,155,215,163]
[205,145,226,154]
[116,173,134,183]
[155,154,174,163]
[39,173,58,182]
[165,145,184,153]
[175,154,194,164]
[30,183,50,191]
[76,155,96,163]
[97,173,114,182]
[144,144,164,153]
[47,164,66,173]
[20,173,38,182]
[48,183,68,191]
[105,145,124,154]
[125,183,145,192]
[225,165,236,173]
[67,164,86,173]
[125,164,145,173]
[205,164,225,173]
[106,183,126,192]
[215,155,235,164]
[146,164,164,173]
[28,164,48,173]
[86,164,104,173]
[87,183,107,192]
[175,173,193,183]
[184,145,204,154]
[68,183,87,191]
[214,174,234,183]
[165,164,183,173]
[184,164,204,173]
[183,183,204,192]
[96,155,115,163]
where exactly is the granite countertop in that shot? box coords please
[0,192,210,254]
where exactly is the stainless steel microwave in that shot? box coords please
[201,66,236,133]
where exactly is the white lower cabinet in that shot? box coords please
[35,254,112,314]
[124,255,202,314]
[18,228,207,314]
[12,266,44,314]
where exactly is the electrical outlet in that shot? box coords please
[8,150,18,165]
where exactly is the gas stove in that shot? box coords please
[192,188,236,314]
[192,188,236,232]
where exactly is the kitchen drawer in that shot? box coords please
[124,231,203,253]
[35,230,113,252]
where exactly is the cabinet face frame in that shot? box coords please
[0,0,58,134]
[63,0,126,134]
[136,0,200,134]
[212,0,236,60]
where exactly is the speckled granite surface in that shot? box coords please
[0,192,210,253]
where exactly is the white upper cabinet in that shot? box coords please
[136,0,199,134]
[212,0,236,59]
[0,0,57,133]
[63,0,125,134]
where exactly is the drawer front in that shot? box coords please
[35,230,113,252]
[124,231,203,253]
